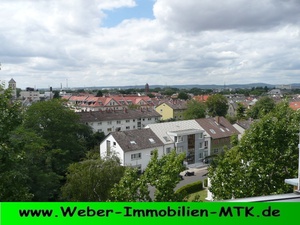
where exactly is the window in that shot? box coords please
[98,122,102,125]
[166,147,171,154]
[107,128,112,132]
[149,138,155,144]
[130,141,136,144]
[117,120,121,124]
[98,129,102,132]
[204,141,208,149]
[142,118,145,121]
[131,153,141,160]
[126,126,130,130]
[199,133,203,139]
[126,120,130,123]
[148,118,152,121]
[220,128,225,132]
[163,136,171,142]
[199,152,203,159]
[199,142,203,149]
[210,129,216,134]
[177,146,183,153]
[107,121,112,125]
[131,164,142,173]
[160,109,163,112]
[133,126,136,129]
[113,142,116,147]
[175,136,183,142]
[133,119,136,122]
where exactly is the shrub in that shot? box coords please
[176,181,203,195]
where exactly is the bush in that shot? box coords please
[203,178,208,187]
[176,181,203,195]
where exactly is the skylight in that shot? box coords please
[130,141,136,144]
[210,129,216,134]
[149,138,155,144]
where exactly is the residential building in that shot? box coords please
[20,87,40,102]
[100,129,164,172]
[195,116,240,156]
[63,94,154,112]
[100,117,238,172]
[146,120,206,165]
[155,99,187,121]
[78,108,161,135]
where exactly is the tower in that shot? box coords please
[145,83,149,94]
[8,78,17,99]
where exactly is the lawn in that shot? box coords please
[187,188,208,202]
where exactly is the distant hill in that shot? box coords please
[49,83,300,91]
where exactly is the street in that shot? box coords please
[148,167,208,199]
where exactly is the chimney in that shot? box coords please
[215,116,220,124]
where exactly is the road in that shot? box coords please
[148,167,208,199]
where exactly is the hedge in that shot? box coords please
[176,180,203,195]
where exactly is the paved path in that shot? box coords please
[148,167,208,199]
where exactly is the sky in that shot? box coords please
[1,0,300,89]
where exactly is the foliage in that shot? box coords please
[236,102,246,120]
[183,100,206,119]
[247,96,275,119]
[110,150,186,202]
[178,92,189,100]
[22,99,93,176]
[61,154,125,201]
[0,84,31,201]
[0,84,23,143]
[206,94,229,117]
[208,102,299,200]
[176,181,203,195]
[95,90,103,97]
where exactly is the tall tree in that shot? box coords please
[110,150,186,202]
[247,96,275,119]
[22,99,93,176]
[206,94,229,117]
[0,84,32,201]
[208,102,299,200]
[178,92,189,100]
[183,100,206,119]
[61,153,125,201]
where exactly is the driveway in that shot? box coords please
[148,167,208,199]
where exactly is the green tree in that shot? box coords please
[178,92,189,100]
[8,127,62,201]
[22,99,93,176]
[61,154,125,201]
[95,90,103,97]
[206,94,229,117]
[0,84,32,201]
[236,102,246,120]
[110,150,186,202]
[208,102,299,200]
[247,96,275,119]
[183,100,206,119]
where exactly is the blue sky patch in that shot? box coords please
[102,0,155,27]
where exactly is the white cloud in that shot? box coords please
[1,0,300,89]
[153,0,300,32]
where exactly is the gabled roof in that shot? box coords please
[78,109,161,122]
[146,120,203,144]
[111,129,164,152]
[195,117,240,139]
[156,100,187,110]
[8,78,16,83]
[289,102,300,111]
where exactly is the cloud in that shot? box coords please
[1,0,300,89]
[153,0,300,32]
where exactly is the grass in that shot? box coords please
[187,188,208,202]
